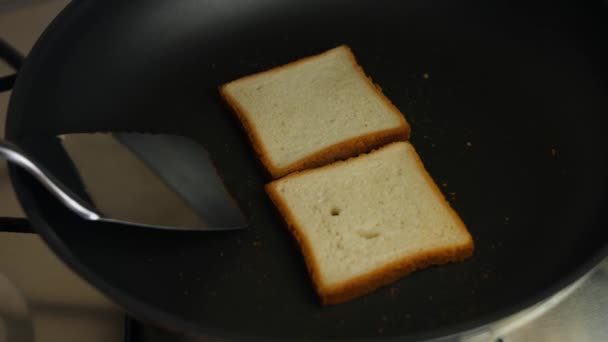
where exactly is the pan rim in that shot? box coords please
[5,0,608,340]
[8,165,608,340]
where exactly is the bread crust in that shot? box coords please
[265,142,474,305]
[220,45,410,179]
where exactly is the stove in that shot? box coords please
[1,1,606,341]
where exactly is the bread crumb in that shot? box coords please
[466,141,472,147]
[442,182,448,187]
[422,72,430,80]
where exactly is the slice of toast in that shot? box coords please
[220,45,409,179]
[265,142,474,305]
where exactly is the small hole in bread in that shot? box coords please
[358,231,380,239]
[330,207,341,216]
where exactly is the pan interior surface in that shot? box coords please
[6,0,608,339]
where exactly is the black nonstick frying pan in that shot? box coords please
[1,0,608,340]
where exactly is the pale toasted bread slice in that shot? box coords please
[220,45,409,179]
[265,142,473,305]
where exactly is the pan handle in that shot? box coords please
[0,38,24,92]
[0,39,30,232]
[0,217,32,233]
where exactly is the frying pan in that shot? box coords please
[1,0,608,340]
